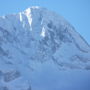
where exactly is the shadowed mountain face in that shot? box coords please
[0,6,90,90]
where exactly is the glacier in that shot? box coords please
[0,6,90,90]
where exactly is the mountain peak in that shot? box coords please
[25,6,40,13]
[0,6,90,90]
[30,6,41,9]
[27,6,41,9]
[24,6,45,13]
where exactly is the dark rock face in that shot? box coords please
[4,70,21,82]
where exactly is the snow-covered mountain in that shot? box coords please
[0,6,90,90]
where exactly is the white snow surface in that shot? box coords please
[0,6,90,90]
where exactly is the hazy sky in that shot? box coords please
[0,0,90,44]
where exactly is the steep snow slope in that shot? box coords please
[0,6,90,90]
